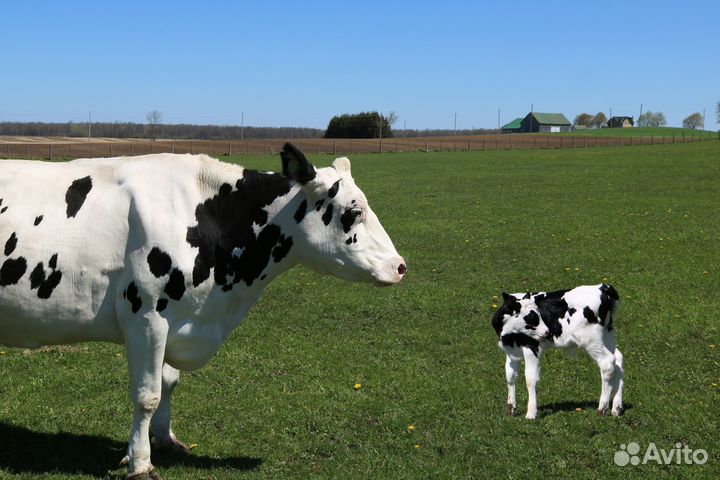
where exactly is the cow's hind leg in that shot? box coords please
[586,342,617,416]
[123,311,168,479]
[523,347,541,419]
[505,354,521,416]
[611,348,624,416]
[150,363,191,453]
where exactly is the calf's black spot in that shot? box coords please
[4,233,17,256]
[156,298,168,313]
[583,306,600,325]
[0,207,6,214]
[0,257,27,286]
[186,170,291,287]
[125,281,142,313]
[34,215,43,226]
[315,200,324,211]
[164,269,186,301]
[501,333,539,356]
[272,235,293,263]
[147,247,172,277]
[340,208,356,233]
[65,176,93,218]
[328,180,340,198]
[322,204,334,226]
[492,293,522,336]
[294,200,307,223]
[524,311,540,329]
[534,290,569,340]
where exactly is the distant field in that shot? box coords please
[0,141,718,479]
[562,127,717,137]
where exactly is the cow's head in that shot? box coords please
[492,293,549,342]
[281,143,406,286]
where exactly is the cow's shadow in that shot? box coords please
[0,422,261,478]
[539,400,634,416]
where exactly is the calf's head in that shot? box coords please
[492,293,549,342]
[281,143,406,286]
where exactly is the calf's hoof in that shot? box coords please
[611,407,624,417]
[128,470,163,480]
[505,403,516,416]
[597,407,610,416]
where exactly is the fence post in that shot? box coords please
[26,144,29,159]
[651,135,654,145]
[49,144,52,161]
[547,136,550,149]
[190,142,194,154]
[90,143,93,158]
[5,143,9,158]
[425,138,428,153]
[509,136,512,150]
[379,138,382,154]
[481,138,485,150]
[333,140,337,155]
[467,139,470,151]
[349,140,352,154]
[110,144,113,157]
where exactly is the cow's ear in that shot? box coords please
[281,143,316,184]
[501,292,512,303]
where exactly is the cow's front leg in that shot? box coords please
[150,363,190,453]
[123,311,168,479]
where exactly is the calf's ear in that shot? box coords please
[281,143,317,184]
[501,292,512,303]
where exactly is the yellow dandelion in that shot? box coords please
[575,407,583,412]
[710,345,716,349]
[492,304,498,309]
[415,444,421,449]
[0,351,6,355]
[407,425,416,432]
[354,383,362,391]
[189,443,198,449]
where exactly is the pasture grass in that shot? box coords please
[0,141,719,479]
[560,126,718,137]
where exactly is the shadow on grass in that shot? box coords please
[539,400,634,416]
[0,422,261,478]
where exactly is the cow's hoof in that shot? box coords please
[611,407,624,417]
[153,436,191,454]
[597,407,610,416]
[505,403,516,416]
[128,470,163,480]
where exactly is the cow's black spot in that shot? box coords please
[0,206,6,214]
[352,234,357,243]
[294,200,307,223]
[501,333,539,356]
[156,298,168,312]
[272,235,293,263]
[322,204,334,226]
[34,215,43,226]
[492,294,522,336]
[524,311,540,329]
[346,237,353,245]
[0,257,27,286]
[229,224,286,287]
[222,284,233,292]
[583,306,600,325]
[4,233,17,256]
[125,281,142,313]
[340,208,356,233]
[328,180,340,198]
[568,307,576,316]
[147,247,172,278]
[315,200,324,211]
[65,176,93,218]
[186,170,291,287]
[523,292,532,300]
[0,199,2,206]
[28,255,62,298]
[164,268,186,301]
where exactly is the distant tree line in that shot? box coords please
[573,112,608,128]
[324,112,394,139]
[637,111,667,128]
[0,122,324,140]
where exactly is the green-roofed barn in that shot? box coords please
[500,118,523,133]
[521,112,571,133]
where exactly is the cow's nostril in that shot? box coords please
[397,263,407,275]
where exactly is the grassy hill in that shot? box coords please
[564,126,717,137]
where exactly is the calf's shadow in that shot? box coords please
[0,422,261,478]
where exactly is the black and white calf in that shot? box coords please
[492,284,624,419]
[0,143,405,479]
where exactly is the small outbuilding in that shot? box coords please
[607,116,634,128]
[521,112,571,133]
[500,118,523,133]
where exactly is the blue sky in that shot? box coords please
[1,1,718,129]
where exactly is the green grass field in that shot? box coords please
[562,126,718,138]
[0,141,718,479]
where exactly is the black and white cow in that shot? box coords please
[492,284,624,419]
[0,143,406,479]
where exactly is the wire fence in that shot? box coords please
[0,131,718,160]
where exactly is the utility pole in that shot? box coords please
[497,109,500,131]
[240,112,244,141]
[88,110,92,140]
[703,109,706,130]
[454,112,457,135]
[638,104,643,128]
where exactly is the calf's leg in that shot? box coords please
[522,348,541,419]
[505,355,521,416]
[611,348,624,416]
[586,343,617,415]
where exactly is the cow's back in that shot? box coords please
[0,154,219,348]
